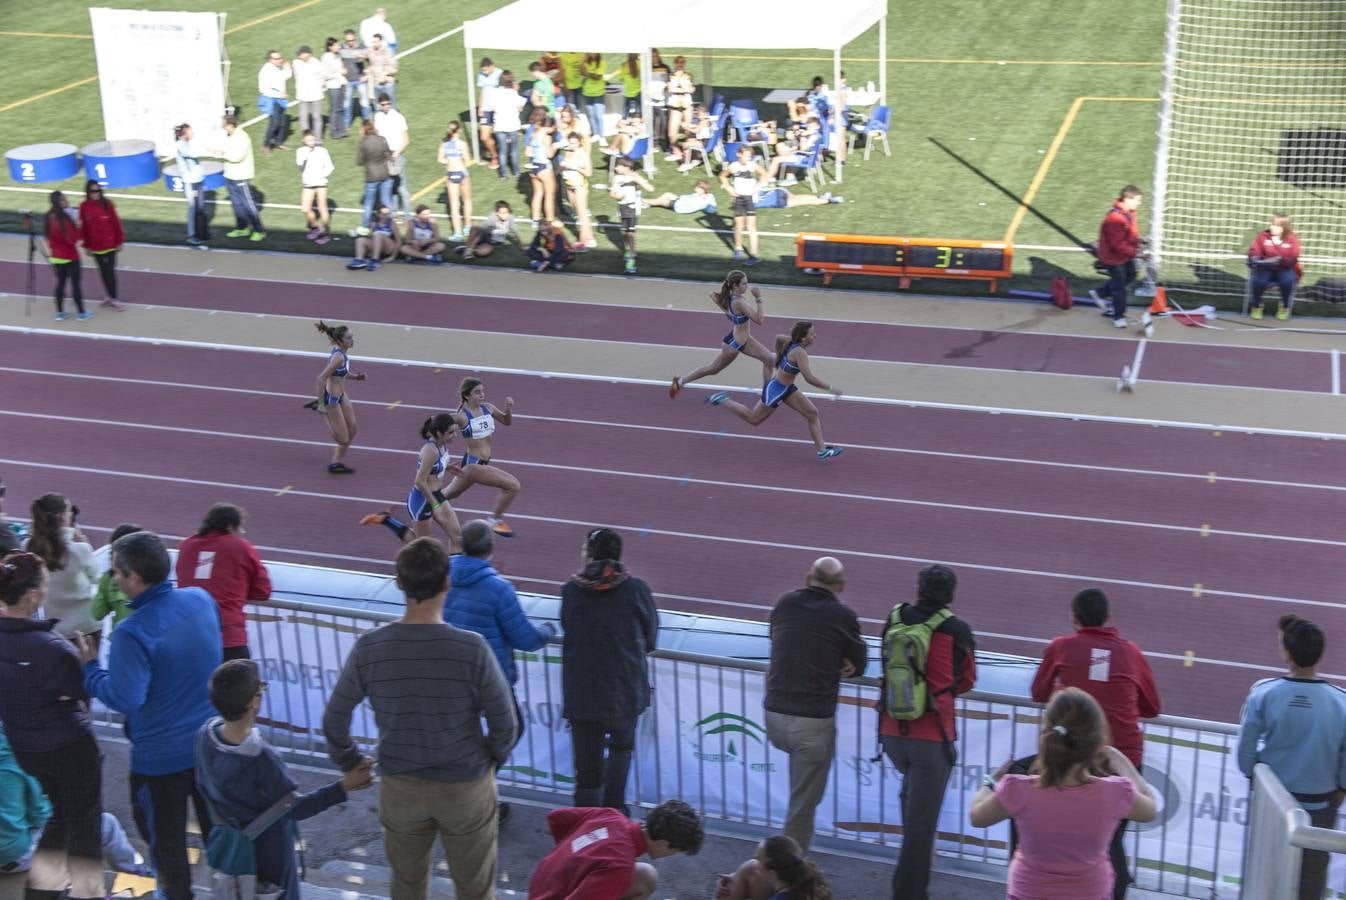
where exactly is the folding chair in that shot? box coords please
[609,136,651,179]
[847,105,891,161]
[686,110,730,176]
[729,100,771,155]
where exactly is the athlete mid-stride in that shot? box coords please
[669,270,774,398]
[360,414,464,553]
[444,377,521,537]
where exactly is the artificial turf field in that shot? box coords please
[1,1,1179,300]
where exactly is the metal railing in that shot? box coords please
[95,597,1276,898]
[1241,764,1346,899]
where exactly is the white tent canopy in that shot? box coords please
[460,0,888,178]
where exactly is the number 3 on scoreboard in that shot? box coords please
[935,246,952,268]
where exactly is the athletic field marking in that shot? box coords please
[1,331,1343,440]
[1130,338,1148,385]
[701,54,1162,66]
[0,31,92,39]
[1002,95,1160,246]
[0,75,99,114]
[6,366,1343,494]
[223,0,322,34]
[1333,349,1341,396]
[409,176,444,205]
[4,457,1342,615]
[9,408,1343,549]
[40,519,1333,682]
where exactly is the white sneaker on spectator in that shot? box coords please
[1113,318,1128,328]
[1089,289,1108,311]
[664,153,681,162]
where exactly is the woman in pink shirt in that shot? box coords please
[970,688,1157,900]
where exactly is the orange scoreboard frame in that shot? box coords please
[795,233,1014,291]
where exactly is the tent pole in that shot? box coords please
[833,47,843,183]
[640,48,655,175]
[702,49,713,107]
[879,15,887,103]
[466,43,480,164]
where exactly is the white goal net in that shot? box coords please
[1150,0,1346,300]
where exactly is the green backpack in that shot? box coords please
[881,604,952,721]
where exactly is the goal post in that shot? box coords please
[1149,0,1346,301]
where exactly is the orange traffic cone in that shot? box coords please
[1148,286,1170,315]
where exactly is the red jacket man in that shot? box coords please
[175,503,271,658]
[1096,191,1142,267]
[1031,588,1161,768]
[529,801,703,900]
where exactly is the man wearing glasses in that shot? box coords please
[77,532,222,900]
[258,49,292,154]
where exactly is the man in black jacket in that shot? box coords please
[560,527,658,815]
[764,556,868,852]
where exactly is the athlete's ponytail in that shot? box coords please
[760,834,833,900]
[776,321,813,369]
[420,413,456,440]
[315,320,350,345]
[710,270,747,311]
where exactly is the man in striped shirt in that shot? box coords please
[323,537,517,900]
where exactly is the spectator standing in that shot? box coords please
[173,124,208,246]
[1247,213,1302,321]
[41,191,87,321]
[374,93,411,214]
[216,115,266,242]
[24,493,97,641]
[0,721,50,900]
[257,50,292,154]
[528,61,556,116]
[320,37,348,140]
[340,30,369,128]
[78,531,222,900]
[89,524,142,632]
[443,519,554,820]
[763,557,866,853]
[530,800,704,900]
[970,688,1157,899]
[559,131,596,249]
[0,479,20,555]
[579,53,608,146]
[291,45,325,140]
[477,57,502,169]
[1089,185,1143,329]
[558,51,586,108]
[610,156,653,275]
[880,564,976,899]
[175,503,272,661]
[196,660,373,900]
[436,121,472,241]
[323,538,516,900]
[613,53,642,115]
[1031,587,1160,899]
[365,35,399,109]
[356,120,393,229]
[78,179,125,310]
[1238,615,1346,900]
[488,72,526,181]
[297,130,336,244]
[359,7,397,52]
[0,551,102,900]
[560,527,657,814]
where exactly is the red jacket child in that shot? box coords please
[175,528,272,652]
[1096,200,1141,267]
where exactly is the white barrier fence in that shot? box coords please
[1242,764,1346,899]
[129,598,1341,899]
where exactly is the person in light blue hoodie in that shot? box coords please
[0,723,49,899]
[196,660,372,899]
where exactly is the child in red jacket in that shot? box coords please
[78,180,125,311]
[40,191,87,322]
[1089,185,1143,329]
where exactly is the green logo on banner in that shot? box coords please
[691,712,770,767]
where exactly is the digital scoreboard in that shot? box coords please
[795,234,1014,291]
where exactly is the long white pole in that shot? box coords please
[640,48,655,175]
[833,47,843,183]
[879,15,887,103]
[1149,0,1182,278]
[466,42,480,163]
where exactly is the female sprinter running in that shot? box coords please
[443,378,520,537]
[669,270,773,398]
[310,321,364,473]
[707,320,843,459]
[360,414,464,553]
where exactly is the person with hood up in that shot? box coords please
[443,519,555,824]
[560,527,658,815]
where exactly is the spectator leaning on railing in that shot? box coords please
[1031,587,1160,899]
[77,531,222,900]
[175,503,272,661]
[763,556,867,854]
[1237,615,1346,900]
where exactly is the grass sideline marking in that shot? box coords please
[703,53,1162,66]
[1002,95,1159,246]
[0,30,92,39]
[223,0,323,35]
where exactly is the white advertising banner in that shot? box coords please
[245,610,1345,897]
[88,8,226,157]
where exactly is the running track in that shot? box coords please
[2,297,1344,721]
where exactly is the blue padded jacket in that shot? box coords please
[443,556,550,684]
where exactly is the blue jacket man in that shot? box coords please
[79,531,222,900]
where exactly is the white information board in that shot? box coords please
[88,8,227,158]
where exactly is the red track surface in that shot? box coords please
[2,292,1344,722]
[0,261,1334,393]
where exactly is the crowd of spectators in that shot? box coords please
[0,468,1343,899]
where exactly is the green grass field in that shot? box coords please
[1,1,1195,302]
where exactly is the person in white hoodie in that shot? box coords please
[216,115,266,241]
[291,45,326,141]
[23,493,97,642]
[296,130,336,244]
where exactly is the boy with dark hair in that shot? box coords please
[1238,615,1346,900]
[609,158,653,274]
[196,660,372,900]
[529,799,704,900]
[1090,185,1144,329]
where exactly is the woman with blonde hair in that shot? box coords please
[970,687,1157,900]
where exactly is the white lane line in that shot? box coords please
[5,457,1344,612]
[4,365,1346,495]
[1333,349,1341,396]
[9,408,1346,548]
[11,408,1346,547]
[1130,338,1147,385]
[50,518,1346,683]
[3,326,1345,439]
